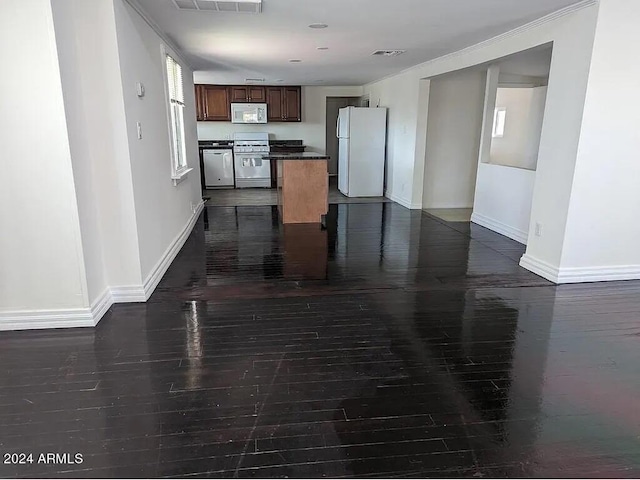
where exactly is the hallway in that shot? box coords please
[2,203,640,478]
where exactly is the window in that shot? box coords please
[492,107,507,138]
[165,53,189,181]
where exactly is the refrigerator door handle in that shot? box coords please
[336,114,341,139]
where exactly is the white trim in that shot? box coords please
[385,191,421,210]
[520,254,559,282]
[471,212,528,244]
[142,200,205,299]
[0,308,94,331]
[0,202,205,331]
[110,285,146,303]
[91,288,114,325]
[364,0,597,87]
[172,167,194,186]
[519,254,640,284]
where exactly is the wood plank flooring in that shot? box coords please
[2,202,640,478]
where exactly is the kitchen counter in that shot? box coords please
[276,156,328,224]
[265,152,329,160]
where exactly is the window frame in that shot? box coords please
[162,46,192,185]
[492,107,507,138]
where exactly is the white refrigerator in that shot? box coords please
[337,107,387,197]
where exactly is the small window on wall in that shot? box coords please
[493,107,507,138]
[165,52,190,182]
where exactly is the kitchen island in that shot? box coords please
[263,152,329,224]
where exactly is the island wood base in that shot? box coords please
[276,159,328,224]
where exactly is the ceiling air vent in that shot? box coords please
[245,78,265,82]
[371,50,406,57]
[171,0,262,13]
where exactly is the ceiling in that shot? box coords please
[134,0,583,86]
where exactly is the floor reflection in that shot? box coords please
[2,202,640,477]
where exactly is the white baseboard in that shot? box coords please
[519,254,559,282]
[91,288,113,325]
[520,254,640,284]
[0,308,94,331]
[110,285,146,303]
[142,200,205,299]
[471,212,528,245]
[0,202,205,331]
[385,192,421,210]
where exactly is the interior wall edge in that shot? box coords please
[0,201,205,331]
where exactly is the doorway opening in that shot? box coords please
[471,45,552,245]
[420,44,553,246]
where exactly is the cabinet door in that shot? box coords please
[266,87,284,122]
[248,86,266,103]
[203,86,230,121]
[195,85,205,121]
[230,86,249,103]
[283,87,302,122]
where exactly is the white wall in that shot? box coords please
[2,0,207,329]
[196,86,363,153]
[422,68,486,209]
[364,3,600,277]
[113,0,203,282]
[0,0,89,313]
[472,164,536,244]
[364,73,421,207]
[51,0,142,305]
[556,0,640,282]
[490,87,547,170]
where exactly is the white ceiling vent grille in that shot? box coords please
[371,50,406,57]
[171,0,262,13]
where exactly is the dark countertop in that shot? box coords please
[270,140,304,147]
[264,152,329,160]
[198,140,233,149]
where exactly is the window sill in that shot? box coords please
[171,167,193,186]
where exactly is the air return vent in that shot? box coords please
[171,0,262,13]
[371,50,406,57]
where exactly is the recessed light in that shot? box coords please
[289,59,302,63]
[317,47,329,50]
[308,23,328,29]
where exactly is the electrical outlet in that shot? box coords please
[136,122,142,139]
[535,222,543,237]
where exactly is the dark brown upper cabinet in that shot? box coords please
[266,87,284,122]
[202,85,230,121]
[266,86,302,122]
[195,85,205,121]
[283,87,302,122]
[230,86,266,103]
[195,84,301,122]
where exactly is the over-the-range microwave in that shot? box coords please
[231,103,268,124]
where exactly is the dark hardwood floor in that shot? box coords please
[2,202,640,478]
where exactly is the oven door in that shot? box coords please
[234,153,271,188]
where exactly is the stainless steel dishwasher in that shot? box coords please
[203,149,234,188]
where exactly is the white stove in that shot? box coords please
[233,133,271,188]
